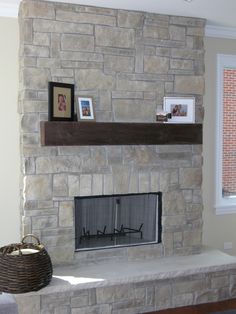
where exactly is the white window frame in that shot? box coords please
[215,54,236,214]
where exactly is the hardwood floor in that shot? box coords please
[146,298,236,314]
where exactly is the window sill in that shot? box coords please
[215,204,236,215]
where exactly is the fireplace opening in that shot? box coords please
[75,192,162,251]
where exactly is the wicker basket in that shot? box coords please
[0,234,53,294]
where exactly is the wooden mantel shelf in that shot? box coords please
[40,121,202,146]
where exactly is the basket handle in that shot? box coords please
[22,234,41,245]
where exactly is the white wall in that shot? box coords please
[203,36,236,255]
[0,17,20,246]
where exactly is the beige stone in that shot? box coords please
[56,10,116,26]
[24,175,52,200]
[62,34,94,52]
[174,75,205,94]
[59,201,74,227]
[95,26,135,48]
[179,168,202,188]
[144,55,169,73]
[118,10,144,28]
[75,69,114,90]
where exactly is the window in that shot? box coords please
[216,54,236,214]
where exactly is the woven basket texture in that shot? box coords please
[0,234,53,294]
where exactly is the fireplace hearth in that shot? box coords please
[75,192,162,251]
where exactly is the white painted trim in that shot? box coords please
[215,54,236,215]
[0,3,19,18]
[205,25,236,39]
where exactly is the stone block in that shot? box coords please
[21,113,39,133]
[155,284,172,308]
[211,275,229,289]
[171,48,203,60]
[20,19,33,43]
[56,10,116,26]
[24,174,52,200]
[179,168,202,188]
[143,25,169,39]
[174,75,204,94]
[139,172,150,193]
[22,67,50,89]
[55,306,70,314]
[71,304,111,314]
[34,32,50,46]
[144,55,169,73]
[104,55,134,73]
[129,172,139,193]
[187,27,205,36]
[20,100,48,113]
[150,172,160,192]
[172,278,207,295]
[53,174,68,197]
[172,293,194,307]
[99,90,111,110]
[170,59,193,70]
[95,26,135,48]
[118,10,144,28]
[15,295,40,314]
[75,69,114,90]
[33,19,93,34]
[96,46,135,56]
[20,0,55,19]
[104,173,113,195]
[41,292,70,310]
[22,44,49,58]
[48,245,74,265]
[113,99,156,122]
[170,16,205,27]
[23,157,36,174]
[107,146,123,164]
[116,78,164,92]
[71,292,89,307]
[183,229,202,247]
[59,201,74,227]
[62,34,94,52]
[80,174,92,196]
[169,25,186,41]
[163,190,185,215]
[112,165,130,194]
[96,284,134,303]
[112,91,143,99]
[127,244,163,261]
[92,174,103,195]
[32,215,57,229]
[36,156,82,174]
[50,68,74,78]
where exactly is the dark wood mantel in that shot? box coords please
[40,121,202,146]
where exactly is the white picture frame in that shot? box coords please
[163,97,195,123]
[77,97,95,121]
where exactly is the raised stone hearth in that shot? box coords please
[14,249,236,313]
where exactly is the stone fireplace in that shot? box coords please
[19,0,204,266]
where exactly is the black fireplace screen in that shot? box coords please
[75,192,162,251]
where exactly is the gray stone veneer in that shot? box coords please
[18,0,205,265]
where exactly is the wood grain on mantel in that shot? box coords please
[40,121,202,146]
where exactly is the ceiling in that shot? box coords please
[1,0,236,30]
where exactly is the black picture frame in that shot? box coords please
[48,81,74,121]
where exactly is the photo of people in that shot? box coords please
[58,94,67,112]
[171,104,188,117]
[163,97,195,123]
[81,100,91,117]
[78,97,95,121]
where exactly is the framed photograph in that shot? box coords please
[163,97,195,123]
[77,97,95,121]
[48,82,74,121]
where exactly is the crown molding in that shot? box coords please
[0,2,19,18]
[205,24,236,39]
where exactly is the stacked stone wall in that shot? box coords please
[19,0,205,265]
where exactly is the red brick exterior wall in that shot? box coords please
[222,69,236,195]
